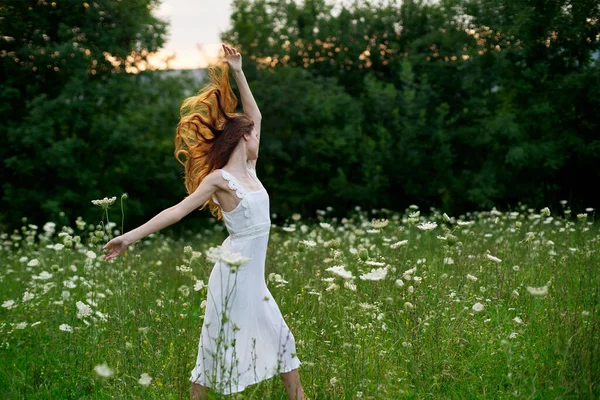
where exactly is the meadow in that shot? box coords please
[1,199,598,399]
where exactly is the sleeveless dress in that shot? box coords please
[189,162,301,394]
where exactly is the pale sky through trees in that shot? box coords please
[148,0,354,70]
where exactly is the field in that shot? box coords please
[1,201,598,399]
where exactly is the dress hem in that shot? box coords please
[189,359,302,395]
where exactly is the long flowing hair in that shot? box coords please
[174,63,255,219]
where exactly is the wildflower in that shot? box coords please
[94,363,114,378]
[526,285,548,297]
[466,274,477,281]
[291,213,301,221]
[443,257,455,265]
[27,259,40,267]
[486,254,502,263]
[193,280,206,291]
[359,267,388,281]
[22,291,34,302]
[76,301,93,318]
[60,324,73,333]
[513,316,523,324]
[472,302,485,312]
[268,273,288,285]
[344,281,357,291]
[370,219,389,229]
[53,243,65,251]
[299,239,316,248]
[282,226,296,232]
[508,332,518,339]
[416,221,437,231]
[205,246,250,267]
[404,302,414,310]
[34,271,53,280]
[540,207,551,217]
[16,322,27,329]
[456,220,475,227]
[325,283,339,291]
[330,377,338,386]
[86,250,97,259]
[365,260,386,267]
[395,279,404,287]
[91,197,117,208]
[390,240,408,248]
[2,300,16,309]
[139,372,152,386]
[442,213,451,222]
[319,222,332,229]
[577,213,587,221]
[326,265,354,279]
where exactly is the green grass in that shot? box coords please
[0,204,598,399]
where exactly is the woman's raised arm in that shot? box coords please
[222,44,262,160]
[102,171,221,260]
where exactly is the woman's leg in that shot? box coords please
[280,369,305,400]
[190,383,210,400]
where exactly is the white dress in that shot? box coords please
[189,162,301,394]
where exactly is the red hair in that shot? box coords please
[174,63,254,219]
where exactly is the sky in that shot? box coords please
[149,0,234,70]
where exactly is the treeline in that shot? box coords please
[1,0,599,232]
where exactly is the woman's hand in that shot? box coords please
[222,43,242,72]
[102,235,131,260]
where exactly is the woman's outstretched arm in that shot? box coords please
[222,43,262,165]
[102,171,221,260]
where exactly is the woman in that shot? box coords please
[102,44,306,400]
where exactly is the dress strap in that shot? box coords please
[246,162,260,184]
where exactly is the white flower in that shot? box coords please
[2,300,16,309]
[512,265,520,271]
[206,246,250,267]
[526,285,548,297]
[466,274,478,281]
[443,257,455,265]
[370,219,389,229]
[540,207,551,217]
[16,322,27,329]
[416,221,437,231]
[35,271,53,280]
[138,372,152,386]
[268,273,288,284]
[513,316,523,324]
[344,281,357,291]
[94,362,114,377]
[53,243,65,251]
[22,291,34,302]
[508,332,518,339]
[364,260,386,267]
[472,302,485,312]
[193,280,206,291]
[359,267,388,281]
[319,222,332,229]
[60,323,73,333]
[300,239,317,247]
[390,240,408,248]
[486,254,502,263]
[91,197,117,207]
[76,301,93,318]
[330,377,338,386]
[395,279,404,287]
[326,265,354,279]
[282,226,296,232]
[456,220,475,226]
[86,250,97,259]
[27,259,40,267]
[325,283,339,291]
[404,302,414,310]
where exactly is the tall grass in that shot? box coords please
[0,203,598,399]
